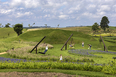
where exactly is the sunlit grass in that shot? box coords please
[0,27,116,76]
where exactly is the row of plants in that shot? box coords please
[104,36,116,43]
[108,46,116,51]
[0,61,116,74]
[0,56,94,63]
[68,49,116,58]
[7,46,94,62]
[68,49,103,58]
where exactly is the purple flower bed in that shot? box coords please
[69,49,116,58]
[0,57,27,63]
[68,49,103,58]
[0,57,112,67]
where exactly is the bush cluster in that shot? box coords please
[0,61,116,74]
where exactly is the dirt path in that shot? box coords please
[0,52,7,55]
[0,72,85,77]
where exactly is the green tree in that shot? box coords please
[28,24,30,27]
[28,23,35,27]
[5,23,10,27]
[57,24,60,28]
[100,16,109,31]
[14,24,23,36]
[45,24,47,28]
[92,22,99,32]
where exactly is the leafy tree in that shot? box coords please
[100,16,109,31]
[14,24,23,36]
[45,24,47,28]
[92,22,99,32]
[32,23,35,26]
[28,24,30,27]
[5,23,10,27]
[28,23,35,27]
[57,24,60,28]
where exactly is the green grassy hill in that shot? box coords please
[0,28,17,39]
[60,26,92,34]
[0,27,116,51]
[19,29,94,44]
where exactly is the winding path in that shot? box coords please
[0,52,7,55]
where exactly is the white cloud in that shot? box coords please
[82,12,92,16]
[86,4,96,10]
[24,0,40,8]
[24,12,33,15]
[97,5,111,12]
[68,5,80,14]
[19,8,24,10]
[0,9,13,14]
[113,5,116,12]
[98,12,106,15]
[0,0,116,26]
[10,0,22,7]
[104,0,114,3]
[58,15,68,19]
[82,12,101,19]
[10,0,40,8]
[16,12,33,18]
[44,14,50,18]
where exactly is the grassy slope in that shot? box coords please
[0,28,29,52]
[19,29,94,44]
[19,28,116,50]
[16,28,116,64]
[0,28,27,42]
[0,27,116,63]
[0,27,116,76]
[0,28,17,39]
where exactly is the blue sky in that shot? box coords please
[1,0,7,2]
[0,0,116,27]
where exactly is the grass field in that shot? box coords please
[0,26,116,77]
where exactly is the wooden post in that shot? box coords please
[30,36,46,53]
[71,38,73,44]
[65,43,67,50]
[36,47,37,54]
[104,46,105,51]
[61,34,73,51]
[100,36,108,52]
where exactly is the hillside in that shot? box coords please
[0,28,17,39]
[19,29,94,44]
[0,27,116,51]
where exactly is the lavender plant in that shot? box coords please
[68,49,116,58]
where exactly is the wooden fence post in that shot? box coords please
[30,36,46,53]
[61,34,73,51]
[65,43,67,50]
